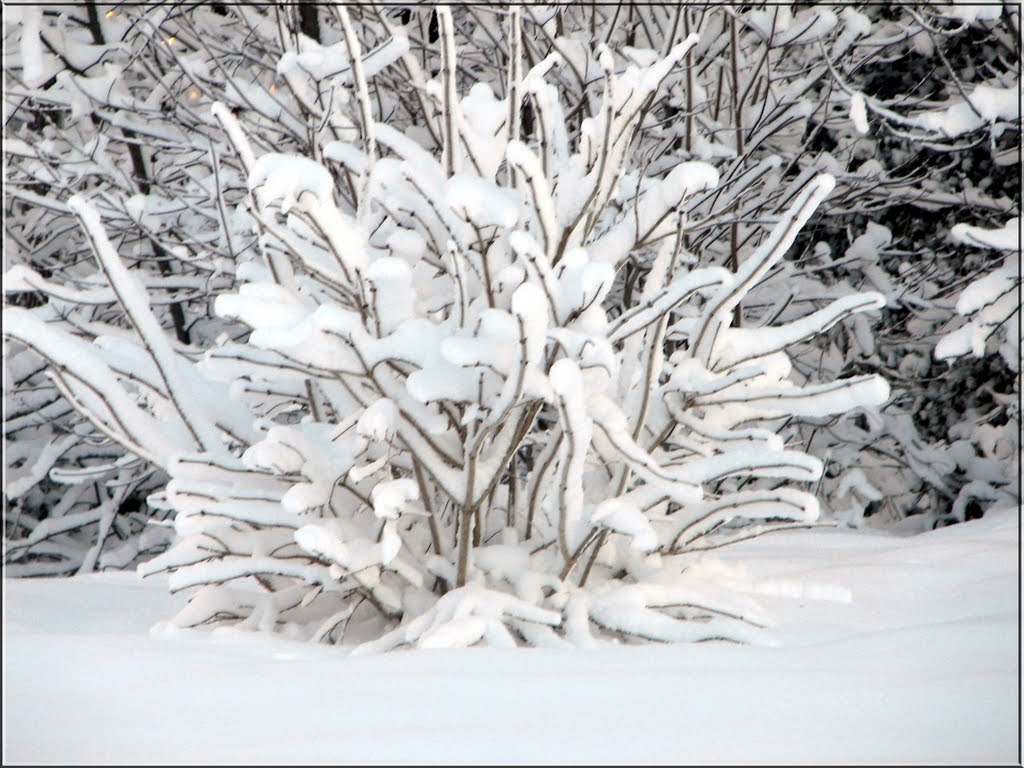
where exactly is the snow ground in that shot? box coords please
[3,508,1020,765]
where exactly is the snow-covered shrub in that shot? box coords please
[3,3,250,571]
[3,3,408,572]
[5,5,1018,569]
[937,219,1020,371]
[929,218,1020,525]
[4,21,896,648]
[5,5,1017,607]
[418,3,1019,530]
[672,4,1020,528]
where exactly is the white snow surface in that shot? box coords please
[4,508,1019,764]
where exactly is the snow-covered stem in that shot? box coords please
[333,5,376,210]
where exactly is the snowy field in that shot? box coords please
[4,507,1019,765]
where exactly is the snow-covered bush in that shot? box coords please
[4,5,1017,628]
[937,219,1020,371]
[7,16,894,647]
[929,218,1020,525]
[657,4,1020,528]
[3,2,401,572]
[3,3,253,572]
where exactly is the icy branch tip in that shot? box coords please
[66,193,92,218]
[813,173,836,197]
[210,101,229,121]
[668,33,701,61]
